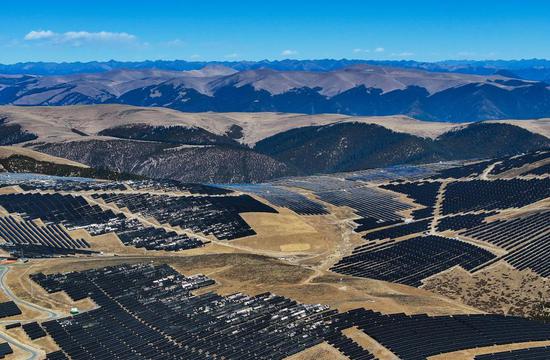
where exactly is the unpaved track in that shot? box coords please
[0,266,62,359]
[0,267,60,319]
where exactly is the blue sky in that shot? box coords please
[1,0,549,63]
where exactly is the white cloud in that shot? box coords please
[224,53,239,59]
[23,30,137,45]
[190,54,201,59]
[353,48,370,54]
[374,47,385,53]
[2,39,24,48]
[391,51,414,57]
[164,39,185,47]
[281,49,298,56]
[457,51,475,56]
[24,30,56,40]
[63,31,136,42]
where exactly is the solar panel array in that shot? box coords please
[0,301,21,319]
[321,180,412,229]
[280,177,415,230]
[503,233,550,277]
[523,162,550,176]
[331,235,496,286]
[429,160,493,179]
[326,333,376,360]
[0,343,13,359]
[461,211,549,250]
[0,193,116,230]
[116,220,204,251]
[475,346,550,360]
[32,263,349,360]
[22,321,47,340]
[18,181,127,192]
[436,212,498,232]
[381,181,441,219]
[0,176,234,194]
[4,322,20,330]
[0,193,205,254]
[276,159,548,284]
[0,173,124,193]
[343,308,550,360]
[277,176,357,192]
[222,184,328,215]
[490,150,550,175]
[93,193,277,240]
[0,215,93,258]
[126,179,233,195]
[362,219,430,241]
[45,350,68,360]
[344,163,442,182]
[24,263,550,360]
[314,186,412,223]
[442,178,550,215]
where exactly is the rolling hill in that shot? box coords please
[0,105,548,183]
[0,146,140,180]
[254,122,550,173]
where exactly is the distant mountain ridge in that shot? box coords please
[2,59,550,81]
[2,64,550,121]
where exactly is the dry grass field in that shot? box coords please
[0,105,467,145]
[0,146,88,168]
[428,340,550,360]
[288,342,348,360]
[423,262,549,317]
[342,327,399,360]
[3,252,481,319]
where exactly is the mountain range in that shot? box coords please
[2,63,550,121]
[2,59,550,81]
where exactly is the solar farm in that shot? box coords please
[0,149,548,359]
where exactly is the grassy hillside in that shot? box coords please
[0,146,141,180]
[255,122,550,174]
[34,140,296,183]
[1,105,548,182]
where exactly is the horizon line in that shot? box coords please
[1,57,550,66]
